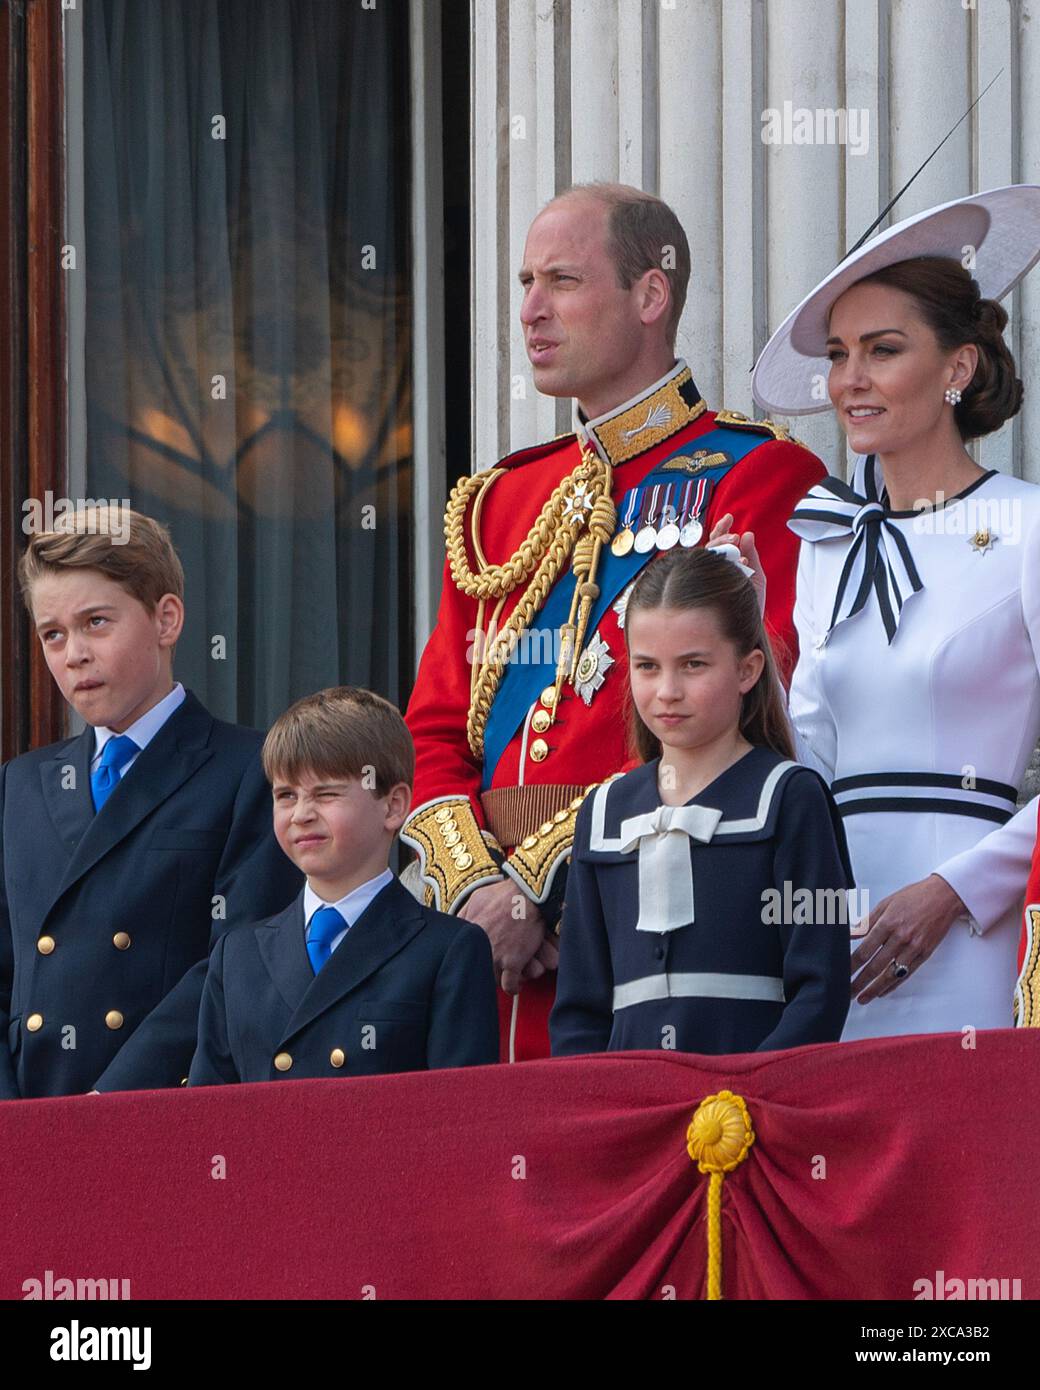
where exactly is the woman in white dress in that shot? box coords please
[749,185,1040,1039]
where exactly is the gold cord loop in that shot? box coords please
[447,448,614,760]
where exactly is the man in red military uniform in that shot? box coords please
[403,183,826,1060]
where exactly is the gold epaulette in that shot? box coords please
[714,409,811,450]
[400,797,503,915]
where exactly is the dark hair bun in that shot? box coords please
[858,258,1023,441]
[960,295,1023,439]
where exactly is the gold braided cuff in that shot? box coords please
[1015,904,1040,1028]
[401,797,504,915]
[500,785,596,905]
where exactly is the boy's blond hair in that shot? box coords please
[18,506,184,611]
[263,687,414,797]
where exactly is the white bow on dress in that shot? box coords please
[617,803,723,933]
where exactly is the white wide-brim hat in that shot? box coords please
[751,184,1040,416]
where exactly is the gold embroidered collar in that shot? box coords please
[575,361,706,468]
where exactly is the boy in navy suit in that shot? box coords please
[188,687,499,1085]
[1,506,301,1098]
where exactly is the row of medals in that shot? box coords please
[610,480,705,557]
[528,482,706,748]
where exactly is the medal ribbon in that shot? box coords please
[677,480,694,528]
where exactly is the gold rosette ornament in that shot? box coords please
[686,1091,755,1300]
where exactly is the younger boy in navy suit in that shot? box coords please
[0,507,301,1098]
[188,686,499,1084]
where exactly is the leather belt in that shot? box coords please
[481,784,586,851]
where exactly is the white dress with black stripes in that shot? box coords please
[790,456,1040,1038]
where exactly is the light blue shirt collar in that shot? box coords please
[91,682,186,771]
[304,868,395,956]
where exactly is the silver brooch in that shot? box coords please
[574,633,615,706]
[613,581,636,632]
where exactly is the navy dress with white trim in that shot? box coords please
[549,746,853,1057]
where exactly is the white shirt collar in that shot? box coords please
[93,682,186,762]
[572,359,687,457]
[304,867,395,933]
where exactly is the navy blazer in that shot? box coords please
[550,748,854,1058]
[0,690,301,1098]
[188,877,499,1084]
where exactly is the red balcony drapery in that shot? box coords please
[2,1031,1036,1301]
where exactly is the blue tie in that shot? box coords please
[307,906,346,974]
[90,734,139,812]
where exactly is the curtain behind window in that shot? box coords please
[82,0,412,730]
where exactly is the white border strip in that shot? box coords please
[613,972,784,1012]
[590,761,798,851]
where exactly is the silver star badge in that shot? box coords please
[970,529,996,554]
[574,633,615,706]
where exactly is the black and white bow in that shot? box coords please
[788,455,923,644]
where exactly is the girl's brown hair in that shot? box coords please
[853,255,1022,441]
[623,547,795,763]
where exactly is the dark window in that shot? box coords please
[82,0,413,730]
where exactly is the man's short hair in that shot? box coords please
[18,506,185,611]
[262,686,415,797]
[552,183,691,347]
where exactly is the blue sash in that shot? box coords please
[480,427,767,788]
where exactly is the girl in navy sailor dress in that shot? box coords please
[550,545,853,1057]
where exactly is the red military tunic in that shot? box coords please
[403,362,825,1060]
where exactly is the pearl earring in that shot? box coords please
[944,387,962,406]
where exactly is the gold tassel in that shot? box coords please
[686,1091,756,1300]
